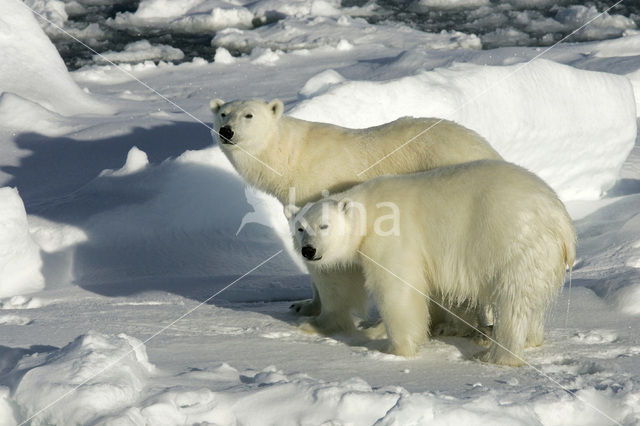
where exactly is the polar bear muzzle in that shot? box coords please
[219,125,234,144]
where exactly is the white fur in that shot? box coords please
[293,160,576,365]
[211,98,502,330]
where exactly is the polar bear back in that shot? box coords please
[275,116,502,205]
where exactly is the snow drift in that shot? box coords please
[291,59,637,201]
[0,0,111,120]
[60,145,304,290]
[0,188,44,298]
[9,332,154,426]
[4,332,637,425]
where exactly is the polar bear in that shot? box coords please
[287,160,576,365]
[210,98,502,332]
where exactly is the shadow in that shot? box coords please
[3,122,307,325]
[569,272,640,302]
[570,54,640,76]
[573,192,640,254]
[5,122,212,205]
[79,274,312,306]
[0,345,58,391]
[606,178,640,197]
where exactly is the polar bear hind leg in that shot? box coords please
[481,267,557,366]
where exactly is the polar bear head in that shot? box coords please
[284,199,362,268]
[210,98,284,155]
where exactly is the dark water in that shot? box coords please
[352,0,640,48]
[50,0,640,70]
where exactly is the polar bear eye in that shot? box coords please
[319,224,329,230]
[245,114,253,119]
[221,113,227,118]
[297,227,304,232]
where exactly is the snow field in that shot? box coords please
[1,0,640,424]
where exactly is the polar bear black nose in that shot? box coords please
[219,126,234,143]
[301,245,316,260]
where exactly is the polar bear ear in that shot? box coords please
[283,204,300,220]
[268,99,284,119]
[210,98,225,113]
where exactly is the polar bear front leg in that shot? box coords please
[290,281,322,316]
[363,262,429,357]
[300,267,367,335]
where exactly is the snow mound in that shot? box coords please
[0,188,44,298]
[11,332,155,426]
[612,282,640,316]
[0,295,46,310]
[0,0,112,117]
[99,146,149,177]
[299,69,346,98]
[249,0,343,18]
[69,363,638,425]
[108,0,254,33]
[0,386,16,426]
[291,59,637,201]
[109,0,350,36]
[95,40,185,64]
[0,93,75,136]
[0,314,32,326]
[214,46,236,64]
[555,5,637,41]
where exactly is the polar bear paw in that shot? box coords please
[290,298,321,316]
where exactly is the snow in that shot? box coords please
[108,0,255,33]
[23,0,67,34]
[1,0,640,424]
[416,0,490,9]
[99,147,149,177]
[0,0,112,117]
[95,41,185,65]
[291,59,637,201]
[11,332,154,426]
[213,15,482,53]
[0,188,44,298]
[554,6,637,41]
[213,46,236,65]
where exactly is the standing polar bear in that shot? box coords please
[210,98,502,333]
[288,160,576,366]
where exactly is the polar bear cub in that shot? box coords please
[287,160,576,365]
[210,98,502,329]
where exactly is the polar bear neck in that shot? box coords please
[227,116,343,207]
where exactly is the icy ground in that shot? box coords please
[2,0,640,424]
